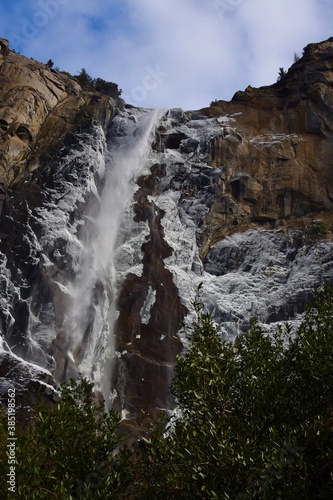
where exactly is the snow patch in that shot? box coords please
[140,287,156,325]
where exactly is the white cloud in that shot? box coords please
[235,0,327,86]
[1,0,332,109]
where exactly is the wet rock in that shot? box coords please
[0,350,58,427]
[0,44,115,188]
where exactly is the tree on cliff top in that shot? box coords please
[74,68,122,98]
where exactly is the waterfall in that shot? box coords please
[59,107,164,399]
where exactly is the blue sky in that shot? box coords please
[1,0,332,110]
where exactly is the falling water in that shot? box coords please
[60,107,164,398]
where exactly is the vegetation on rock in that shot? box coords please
[277,66,287,81]
[74,67,122,99]
[73,102,96,127]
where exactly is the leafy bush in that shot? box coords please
[304,220,328,242]
[74,68,122,98]
[74,67,94,89]
[0,377,130,499]
[132,283,333,498]
[94,77,121,98]
[74,102,95,127]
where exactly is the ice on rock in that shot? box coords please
[131,111,333,341]
[140,286,157,325]
[1,101,333,410]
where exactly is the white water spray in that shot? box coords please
[60,107,164,395]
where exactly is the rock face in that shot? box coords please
[1,37,333,431]
[0,37,115,188]
[0,39,116,417]
[199,37,333,259]
[0,350,58,426]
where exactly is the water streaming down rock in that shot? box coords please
[55,108,165,398]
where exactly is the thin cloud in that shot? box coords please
[236,0,327,85]
[1,0,332,109]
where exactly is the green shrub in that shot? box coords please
[74,102,95,127]
[304,220,328,242]
[133,283,333,498]
[74,68,122,98]
[0,377,130,499]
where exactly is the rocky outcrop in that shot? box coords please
[112,163,186,424]
[0,350,58,426]
[0,38,115,188]
[197,37,333,258]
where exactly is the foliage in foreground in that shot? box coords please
[0,377,130,499]
[1,283,333,498]
[133,282,333,498]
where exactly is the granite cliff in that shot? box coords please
[1,36,333,432]
[0,37,115,188]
